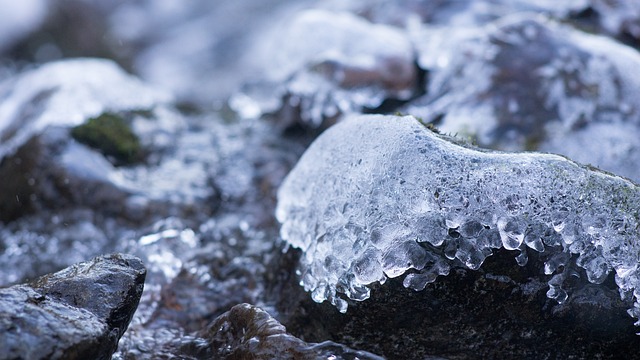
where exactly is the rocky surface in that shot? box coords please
[0,253,146,360]
[194,303,384,360]
[1,1,640,359]
[274,114,640,358]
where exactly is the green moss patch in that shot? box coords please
[71,113,142,166]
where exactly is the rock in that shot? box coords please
[232,9,418,127]
[0,59,221,224]
[0,58,170,161]
[405,14,640,181]
[0,0,47,53]
[275,114,640,357]
[0,253,146,360]
[274,247,640,359]
[198,303,384,360]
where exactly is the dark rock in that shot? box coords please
[198,303,385,360]
[0,253,146,360]
[274,248,640,359]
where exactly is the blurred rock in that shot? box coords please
[232,9,418,128]
[0,253,146,360]
[0,59,221,224]
[406,14,640,181]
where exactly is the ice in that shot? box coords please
[232,9,416,126]
[0,59,171,161]
[0,0,47,52]
[277,114,640,321]
[405,14,640,181]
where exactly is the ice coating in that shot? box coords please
[406,14,640,181]
[0,0,47,52]
[276,115,640,322]
[0,58,171,160]
[233,9,416,125]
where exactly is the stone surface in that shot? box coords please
[277,114,640,325]
[273,247,640,359]
[0,253,146,360]
[198,303,384,360]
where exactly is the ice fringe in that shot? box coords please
[276,114,640,325]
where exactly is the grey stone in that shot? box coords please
[0,253,146,360]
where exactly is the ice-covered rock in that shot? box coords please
[233,9,417,126]
[0,59,227,224]
[0,0,48,52]
[405,14,640,181]
[277,115,640,325]
[0,58,170,161]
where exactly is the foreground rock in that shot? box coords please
[275,114,640,358]
[198,303,384,359]
[0,253,146,360]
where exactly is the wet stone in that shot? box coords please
[0,253,146,360]
[276,114,640,342]
[198,303,385,360]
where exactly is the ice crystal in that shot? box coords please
[277,115,640,324]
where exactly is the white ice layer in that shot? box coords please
[234,9,415,125]
[407,14,640,181]
[0,58,172,161]
[277,115,640,322]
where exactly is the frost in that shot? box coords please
[0,58,171,161]
[406,15,640,181]
[232,9,416,125]
[0,0,47,52]
[277,114,640,322]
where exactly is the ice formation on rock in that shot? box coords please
[0,0,47,52]
[277,115,640,323]
[405,15,640,181]
[0,58,171,161]
[233,9,416,125]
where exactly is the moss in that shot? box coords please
[71,113,142,166]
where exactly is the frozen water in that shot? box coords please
[0,0,47,52]
[277,114,640,322]
[405,14,640,181]
[0,58,171,161]
[232,9,416,125]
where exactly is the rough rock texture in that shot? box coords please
[0,253,146,360]
[198,303,384,360]
[275,114,640,358]
[273,247,640,359]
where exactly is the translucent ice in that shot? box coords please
[406,15,640,181]
[233,9,416,125]
[277,115,640,323]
